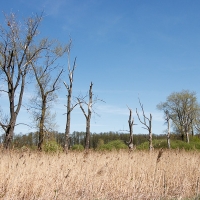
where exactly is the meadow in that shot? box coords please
[0,149,200,200]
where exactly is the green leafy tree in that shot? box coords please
[157,90,200,143]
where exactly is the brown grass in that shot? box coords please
[0,149,200,199]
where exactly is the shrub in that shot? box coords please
[137,138,200,151]
[136,141,149,150]
[97,140,128,151]
[72,144,84,151]
[43,140,62,153]
[97,139,104,148]
[136,139,168,150]
[170,140,195,150]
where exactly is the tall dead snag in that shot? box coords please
[77,82,93,151]
[136,99,153,151]
[63,41,77,153]
[0,13,46,149]
[165,110,170,149]
[126,106,134,150]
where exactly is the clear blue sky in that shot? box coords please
[1,0,200,135]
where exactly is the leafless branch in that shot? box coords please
[136,98,153,151]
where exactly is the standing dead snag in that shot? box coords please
[126,106,135,150]
[136,99,153,151]
[63,41,77,153]
[77,82,93,151]
[165,110,170,149]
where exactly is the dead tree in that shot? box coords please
[136,99,153,151]
[126,106,135,150]
[0,13,47,149]
[63,41,77,153]
[77,82,93,151]
[165,110,171,149]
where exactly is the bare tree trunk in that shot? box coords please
[165,110,171,149]
[127,107,134,150]
[64,82,72,153]
[136,98,153,151]
[4,118,16,149]
[4,86,16,149]
[64,54,76,154]
[64,101,71,153]
[85,114,91,150]
[148,114,153,151]
[186,132,190,143]
[167,118,170,149]
[184,123,190,143]
[192,125,194,137]
[4,71,25,149]
[85,82,92,151]
[38,98,46,151]
[64,84,72,154]
[78,82,93,151]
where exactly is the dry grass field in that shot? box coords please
[1,149,200,200]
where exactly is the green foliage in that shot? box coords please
[170,140,195,150]
[153,140,169,149]
[137,137,200,151]
[43,140,62,153]
[71,144,84,151]
[136,141,149,150]
[8,131,200,152]
[97,139,104,148]
[97,140,128,151]
[157,90,200,141]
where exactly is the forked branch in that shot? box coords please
[136,98,153,151]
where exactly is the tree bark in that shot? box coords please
[64,88,72,153]
[136,99,153,151]
[185,124,190,143]
[85,114,91,150]
[85,82,93,151]
[165,110,171,149]
[38,97,46,151]
[64,56,76,154]
[148,114,153,151]
[127,107,134,150]
[4,118,16,149]
[186,131,190,143]
[4,66,25,149]
[78,82,93,151]
[167,120,171,149]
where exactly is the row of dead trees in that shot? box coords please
[126,99,171,152]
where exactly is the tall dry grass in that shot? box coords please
[0,149,200,199]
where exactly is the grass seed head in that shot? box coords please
[157,148,164,163]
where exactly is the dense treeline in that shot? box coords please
[0,131,193,150]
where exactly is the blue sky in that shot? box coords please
[1,0,200,135]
